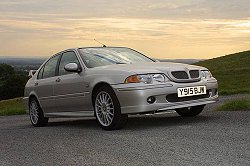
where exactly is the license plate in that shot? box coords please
[177,86,206,97]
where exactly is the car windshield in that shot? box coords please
[78,47,154,68]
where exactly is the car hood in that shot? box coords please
[89,62,207,75]
[85,62,208,85]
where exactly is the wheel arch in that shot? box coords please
[28,92,43,111]
[28,91,38,102]
[91,82,116,106]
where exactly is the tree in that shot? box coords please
[0,64,28,100]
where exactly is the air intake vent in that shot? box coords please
[166,91,210,102]
[171,71,189,79]
[189,70,199,78]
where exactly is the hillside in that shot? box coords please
[195,50,250,95]
[0,98,25,116]
[0,57,44,72]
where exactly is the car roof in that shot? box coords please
[78,46,129,49]
[60,46,130,53]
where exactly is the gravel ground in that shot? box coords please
[0,95,250,166]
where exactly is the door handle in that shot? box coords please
[56,77,61,82]
[34,82,38,86]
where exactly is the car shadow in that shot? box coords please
[48,117,98,129]
[47,112,217,131]
[125,114,216,130]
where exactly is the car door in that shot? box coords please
[53,51,89,112]
[34,54,60,113]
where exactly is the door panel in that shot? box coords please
[34,54,60,113]
[34,77,56,113]
[53,51,90,112]
[53,73,90,112]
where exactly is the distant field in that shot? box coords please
[0,98,26,116]
[195,50,250,95]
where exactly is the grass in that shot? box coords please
[0,97,26,116]
[195,50,250,95]
[214,98,250,112]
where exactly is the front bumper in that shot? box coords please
[112,79,218,114]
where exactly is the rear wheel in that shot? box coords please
[94,86,128,130]
[176,105,205,117]
[29,98,48,127]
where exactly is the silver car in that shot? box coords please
[23,47,218,130]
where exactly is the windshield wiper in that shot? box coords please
[115,62,127,64]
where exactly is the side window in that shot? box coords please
[58,51,80,76]
[37,65,44,80]
[42,55,60,79]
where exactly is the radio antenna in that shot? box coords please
[94,39,106,47]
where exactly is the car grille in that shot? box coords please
[189,70,199,78]
[171,71,189,79]
[170,70,200,82]
[166,91,210,102]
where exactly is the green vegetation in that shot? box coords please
[214,98,250,112]
[0,64,28,116]
[0,64,28,100]
[0,98,26,116]
[195,50,250,95]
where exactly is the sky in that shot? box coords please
[0,0,250,59]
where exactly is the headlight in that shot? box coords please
[151,74,166,82]
[125,74,168,84]
[201,70,212,79]
[137,75,152,84]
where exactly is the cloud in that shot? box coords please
[0,0,250,19]
[0,0,250,58]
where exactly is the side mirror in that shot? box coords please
[28,70,37,78]
[64,63,82,73]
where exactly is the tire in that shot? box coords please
[176,105,205,117]
[93,85,128,130]
[29,97,49,127]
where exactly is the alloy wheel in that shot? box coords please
[29,100,39,125]
[95,91,115,127]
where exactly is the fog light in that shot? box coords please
[209,90,212,97]
[215,88,218,95]
[147,96,156,104]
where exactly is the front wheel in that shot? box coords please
[176,105,205,117]
[29,98,49,127]
[94,86,128,130]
